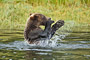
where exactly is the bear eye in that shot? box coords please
[42,16,46,20]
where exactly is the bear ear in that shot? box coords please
[30,13,32,16]
[30,14,38,20]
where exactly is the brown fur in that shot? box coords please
[24,13,64,44]
[24,13,51,43]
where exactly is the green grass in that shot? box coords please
[0,0,90,29]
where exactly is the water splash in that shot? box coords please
[0,32,90,51]
[1,21,90,51]
[0,34,66,50]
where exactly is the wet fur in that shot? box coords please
[24,13,64,44]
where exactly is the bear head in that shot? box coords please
[29,13,52,27]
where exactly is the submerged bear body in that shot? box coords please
[24,13,64,44]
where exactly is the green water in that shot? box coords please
[0,25,90,60]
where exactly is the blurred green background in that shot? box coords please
[0,0,90,29]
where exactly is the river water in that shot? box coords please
[0,25,90,60]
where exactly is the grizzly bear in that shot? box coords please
[24,13,64,44]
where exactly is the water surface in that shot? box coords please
[0,25,90,60]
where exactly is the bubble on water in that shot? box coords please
[9,59,12,60]
[2,56,6,58]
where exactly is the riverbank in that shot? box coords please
[0,0,90,29]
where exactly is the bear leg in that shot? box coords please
[39,20,54,38]
[50,20,64,38]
